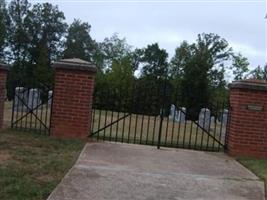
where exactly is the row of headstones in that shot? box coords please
[14,87,53,111]
[169,104,228,130]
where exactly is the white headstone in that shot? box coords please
[198,108,211,130]
[222,109,229,125]
[14,87,28,112]
[176,107,186,122]
[48,90,53,105]
[169,104,176,119]
[28,88,41,110]
[210,116,215,125]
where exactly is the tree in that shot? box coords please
[231,53,249,80]
[6,1,67,99]
[180,33,232,119]
[169,41,192,102]
[6,0,30,64]
[140,43,168,79]
[249,64,267,80]
[0,0,7,61]
[98,33,132,70]
[63,19,96,62]
[106,57,135,111]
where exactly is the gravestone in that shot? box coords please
[14,87,28,112]
[176,107,186,122]
[169,104,176,119]
[28,88,41,110]
[48,90,53,105]
[222,109,229,125]
[198,108,211,130]
[210,116,215,125]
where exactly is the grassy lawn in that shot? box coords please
[91,109,226,150]
[0,129,85,200]
[238,158,267,197]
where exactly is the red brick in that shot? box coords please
[50,61,96,139]
[227,81,267,158]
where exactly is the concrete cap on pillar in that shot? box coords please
[52,58,96,73]
[229,79,267,91]
[0,63,9,71]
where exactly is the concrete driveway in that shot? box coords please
[48,142,265,200]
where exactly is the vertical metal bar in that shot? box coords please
[212,102,219,150]
[152,115,157,146]
[157,77,167,149]
[109,90,115,141]
[19,87,24,130]
[133,112,138,144]
[133,86,139,144]
[24,89,29,131]
[45,93,49,135]
[127,85,135,143]
[170,105,177,146]
[97,109,102,140]
[39,92,44,133]
[194,117,200,150]
[145,115,150,144]
[34,89,40,132]
[15,86,19,129]
[176,105,182,147]
[218,102,225,151]
[11,91,15,129]
[115,87,121,142]
[182,114,187,148]
[200,107,207,149]
[48,88,53,135]
[164,114,169,146]
[103,88,110,139]
[188,120,194,148]
[29,88,34,131]
[91,108,96,133]
[205,106,212,151]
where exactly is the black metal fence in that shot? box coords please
[90,83,229,152]
[10,86,53,134]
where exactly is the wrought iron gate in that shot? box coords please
[90,82,229,152]
[11,86,53,134]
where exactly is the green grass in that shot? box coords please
[238,158,267,197]
[0,129,85,200]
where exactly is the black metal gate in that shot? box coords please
[11,86,53,134]
[90,82,229,152]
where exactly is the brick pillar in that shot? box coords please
[50,58,96,139]
[0,63,8,129]
[227,79,267,158]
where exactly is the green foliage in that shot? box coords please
[249,64,267,80]
[64,19,96,62]
[0,0,7,60]
[170,33,232,119]
[231,53,250,80]
[6,0,67,99]
[140,43,168,79]
[98,33,132,70]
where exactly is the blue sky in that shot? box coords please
[27,0,267,69]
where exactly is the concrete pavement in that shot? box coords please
[48,142,265,200]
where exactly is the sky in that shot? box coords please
[27,0,267,70]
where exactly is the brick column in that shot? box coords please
[0,63,8,129]
[227,80,267,158]
[50,58,96,139]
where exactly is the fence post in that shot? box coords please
[227,79,267,158]
[0,63,8,130]
[50,58,96,139]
